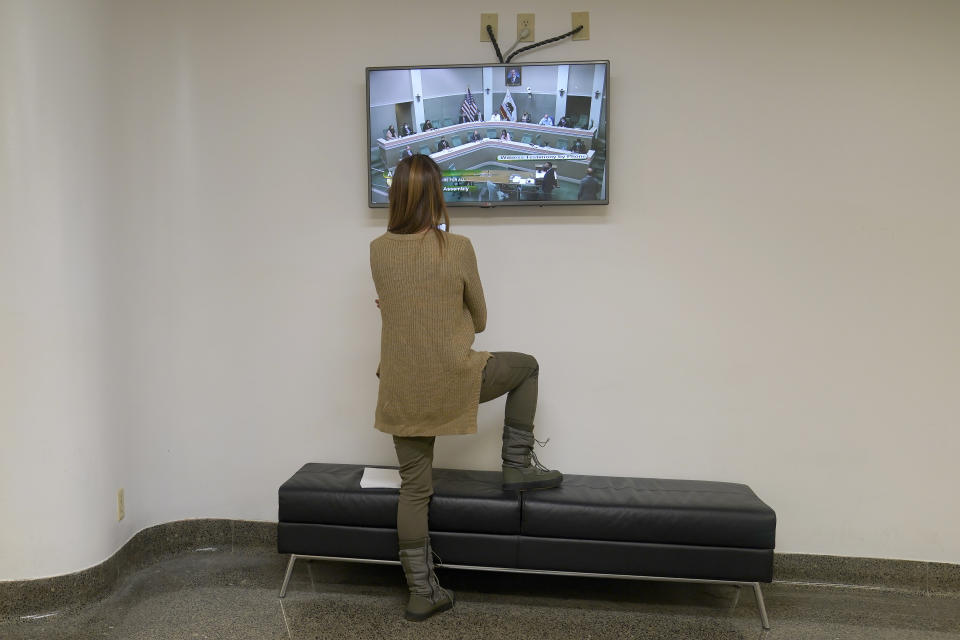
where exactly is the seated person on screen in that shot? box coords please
[571,138,587,153]
[385,125,397,140]
[402,145,414,159]
[423,120,434,132]
[437,137,451,152]
[578,167,601,200]
[489,111,501,122]
[520,112,531,123]
[499,129,511,141]
[468,130,483,143]
[538,113,554,126]
[557,116,569,128]
[400,122,413,137]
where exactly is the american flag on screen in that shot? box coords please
[461,88,480,121]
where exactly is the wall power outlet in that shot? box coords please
[572,11,590,40]
[517,14,534,42]
[481,13,498,42]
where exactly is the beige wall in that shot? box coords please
[2,0,958,580]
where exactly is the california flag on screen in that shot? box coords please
[499,90,517,122]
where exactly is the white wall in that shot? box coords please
[0,0,129,579]
[2,0,959,580]
[420,68,484,99]
[567,64,599,96]
[368,69,414,107]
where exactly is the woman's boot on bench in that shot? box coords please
[501,424,563,491]
[398,537,454,621]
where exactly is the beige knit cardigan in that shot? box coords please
[370,231,491,437]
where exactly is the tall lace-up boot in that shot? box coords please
[501,424,563,491]
[397,537,454,621]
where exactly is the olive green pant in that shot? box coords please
[392,352,538,543]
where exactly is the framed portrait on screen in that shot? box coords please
[505,66,521,86]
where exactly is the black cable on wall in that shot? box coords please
[506,25,583,64]
[486,25,504,63]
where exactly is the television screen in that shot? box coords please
[367,61,609,207]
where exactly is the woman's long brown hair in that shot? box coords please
[388,154,450,249]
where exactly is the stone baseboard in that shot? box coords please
[0,519,276,619]
[775,553,960,595]
[2,519,957,619]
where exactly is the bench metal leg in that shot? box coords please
[752,582,770,630]
[276,553,771,629]
[279,554,297,598]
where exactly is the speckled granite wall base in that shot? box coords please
[2,519,958,620]
[0,519,277,619]
[774,553,960,595]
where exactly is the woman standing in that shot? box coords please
[370,155,562,622]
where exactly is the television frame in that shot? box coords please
[366,60,610,209]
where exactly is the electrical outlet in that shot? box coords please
[481,13,498,42]
[117,488,125,521]
[517,13,535,42]
[572,11,590,40]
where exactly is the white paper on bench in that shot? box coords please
[360,467,401,489]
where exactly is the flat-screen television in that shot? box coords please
[366,61,609,208]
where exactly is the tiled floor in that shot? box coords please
[3,548,959,639]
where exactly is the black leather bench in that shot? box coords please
[278,463,776,629]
